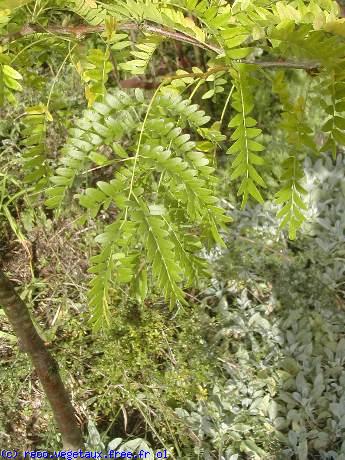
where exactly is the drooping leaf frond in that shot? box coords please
[20,105,51,190]
[275,156,308,240]
[320,69,345,158]
[120,34,163,75]
[227,65,266,208]
[132,202,186,307]
[272,74,315,239]
[45,90,141,209]
[74,48,113,106]
[46,88,230,328]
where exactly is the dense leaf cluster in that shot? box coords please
[46,88,229,327]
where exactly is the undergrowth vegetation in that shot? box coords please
[1,149,345,458]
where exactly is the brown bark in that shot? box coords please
[3,21,221,53]
[1,22,321,70]
[0,270,84,450]
[119,77,158,89]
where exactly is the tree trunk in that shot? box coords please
[0,269,84,450]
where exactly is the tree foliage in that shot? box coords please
[1,0,345,327]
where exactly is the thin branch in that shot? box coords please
[3,21,221,53]
[243,59,320,70]
[142,22,221,53]
[2,21,320,70]
[163,60,319,82]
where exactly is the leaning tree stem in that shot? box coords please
[0,269,84,450]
